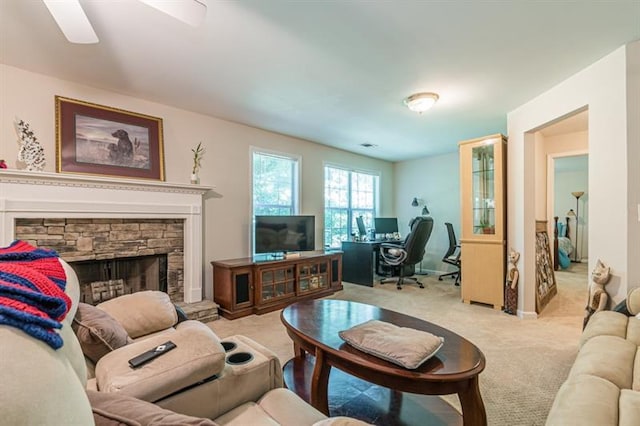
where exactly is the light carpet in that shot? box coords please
[208,263,588,426]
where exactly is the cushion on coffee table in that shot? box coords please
[339,319,444,369]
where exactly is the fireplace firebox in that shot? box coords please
[71,254,168,305]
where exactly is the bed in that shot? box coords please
[553,216,574,270]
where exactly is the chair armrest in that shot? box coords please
[380,242,403,249]
[379,244,408,266]
[95,321,225,402]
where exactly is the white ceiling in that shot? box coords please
[1,0,638,161]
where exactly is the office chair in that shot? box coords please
[438,222,461,286]
[379,216,434,290]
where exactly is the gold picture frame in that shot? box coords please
[55,96,165,180]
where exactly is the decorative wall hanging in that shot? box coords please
[55,96,165,180]
[15,118,46,171]
[535,221,558,313]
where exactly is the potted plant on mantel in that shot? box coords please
[190,142,205,184]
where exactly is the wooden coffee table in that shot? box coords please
[281,299,487,426]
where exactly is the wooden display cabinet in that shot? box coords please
[459,134,507,309]
[211,251,342,319]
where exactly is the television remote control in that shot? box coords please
[128,341,177,368]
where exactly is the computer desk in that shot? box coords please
[341,239,401,286]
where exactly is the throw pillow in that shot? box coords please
[626,287,640,316]
[72,303,131,364]
[86,390,218,426]
[339,319,444,370]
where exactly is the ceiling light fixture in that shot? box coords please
[42,0,98,44]
[403,92,439,113]
[139,0,207,27]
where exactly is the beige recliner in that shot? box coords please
[1,258,367,426]
[79,286,284,420]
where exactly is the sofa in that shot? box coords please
[1,255,368,425]
[545,294,640,425]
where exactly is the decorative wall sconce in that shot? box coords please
[411,197,419,207]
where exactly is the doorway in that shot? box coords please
[537,110,589,318]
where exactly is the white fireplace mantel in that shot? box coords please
[0,170,214,304]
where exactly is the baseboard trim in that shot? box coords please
[517,310,538,320]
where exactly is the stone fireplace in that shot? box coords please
[14,217,182,304]
[1,170,218,321]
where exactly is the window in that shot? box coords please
[252,150,300,216]
[324,165,378,248]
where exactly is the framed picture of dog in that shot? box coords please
[55,96,165,181]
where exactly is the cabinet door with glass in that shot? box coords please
[257,265,296,304]
[297,260,329,295]
[459,134,507,309]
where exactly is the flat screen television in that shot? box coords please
[254,215,315,255]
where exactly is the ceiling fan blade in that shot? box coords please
[138,0,207,27]
[42,0,98,44]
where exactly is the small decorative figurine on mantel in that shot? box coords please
[0,159,7,169]
[504,248,520,315]
[583,259,612,329]
[190,141,205,184]
[15,118,45,171]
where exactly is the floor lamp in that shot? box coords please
[568,191,584,262]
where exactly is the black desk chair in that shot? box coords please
[438,222,461,286]
[379,216,434,290]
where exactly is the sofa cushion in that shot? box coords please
[256,388,327,425]
[626,287,640,315]
[313,418,373,426]
[72,302,132,363]
[1,325,95,426]
[627,316,640,346]
[619,389,640,426]
[87,390,218,425]
[545,374,620,426]
[570,335,637,389]
[580,311,629,347]
[98,291,178,339]
[214,388,326,426]
[96,321,225,402]
[213,402,279,426]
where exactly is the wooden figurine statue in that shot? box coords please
[583,259,611,329]
[504,249,520,315]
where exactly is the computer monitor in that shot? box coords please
[374,217,399,234]
[356,216,367,237]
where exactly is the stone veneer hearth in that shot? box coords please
[15,218,185,302]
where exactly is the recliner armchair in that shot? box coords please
[379,216,434,289]
[2,255,369,426]
[438,222,461,286]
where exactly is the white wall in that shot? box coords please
[394,152,460,273]
[626,41,640,293]
[508,43,637,317]
[0,64,395,300]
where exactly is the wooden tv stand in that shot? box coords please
[211,251,342,319]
